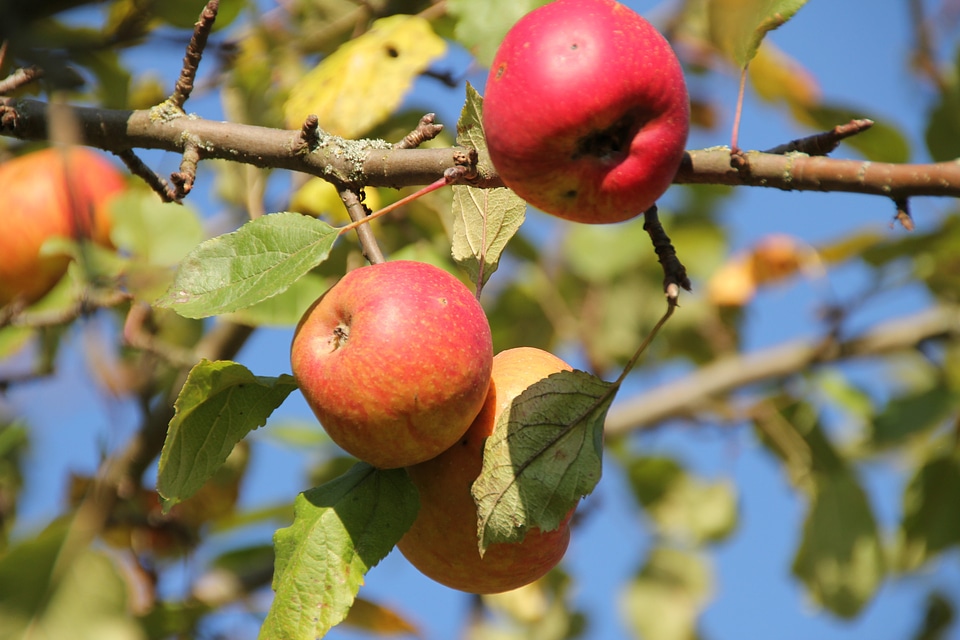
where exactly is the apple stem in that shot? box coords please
[337,176,448,236]
[612,298,678,390]
[730,65,748,152]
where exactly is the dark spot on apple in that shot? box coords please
[385,44,399,58]
[495,63,507,80]
[569,42,579,50]
[572,111,646,163]
[563,189,577,199]
[332,324,350,349]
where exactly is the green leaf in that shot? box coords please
[447,0,551,67]
[472,370,613,553]
[451,187,526,289]
[910,592,956,640]
[0,520,145,640]
[158,212,338,319]
[626,456,738,544]
[260,463,419,640]
[457,82,497,176]
[925,45,960,162]
[223,273,329,327]
[792,470,886,617]
[619,547,713,640]
[871,384,960,448]
[451,84,526,289]
[708,0,809,68]
[157,360,297,509]
[110,190,204,266]
[898,452,960,571]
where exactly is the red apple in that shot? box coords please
[482,0,689,224]
[398,347,575,594]
[0,147,126,307]
[290,260,493,469]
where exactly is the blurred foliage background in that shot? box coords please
[1,0,959,639]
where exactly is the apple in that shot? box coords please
[398,346,575,594]
[290,260,493,469]
[482,0,689,224]
[0,147,126,307]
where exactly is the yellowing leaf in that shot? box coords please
[284,15,447,137]
[708,0,809,68]
[290,177,382,223]
[342,597,422,638]
[707,234,822,307]
[748,41,820,109]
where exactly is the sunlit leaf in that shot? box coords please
[748,40,820,109]
[342,597,422,637]
[708,0,809,68]
[447,0,550,67]
[451,84,526,288]
[898,452,960,571]
[792,470,886,617]
[110,190,204,266]
[0,521,145,639]
[260,463,418,640]
[157,212,338,319]
[626,456,738,544]
[472,370,612,553]
[283,15,446,137]
[619,547,713,640]
[223,273,329,327]
[158,360,297,509]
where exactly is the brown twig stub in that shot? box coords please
[114,148,180,203]
[297,114,320,154]
[764,118,875,156]
[396,113,444,149]
[643,205,692,296]
[170,137,201,199]
[0,65,44,95]
[893,197,915,231]
[169,0,219,110]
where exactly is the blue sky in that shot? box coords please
[4,1,960,639]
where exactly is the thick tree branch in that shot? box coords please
[3,97,960,199]
[604,305,960,436]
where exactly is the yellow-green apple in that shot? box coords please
[482,0,689,224]
[0,147,126,306]
[290,260,493,469]
[398,346,575,594]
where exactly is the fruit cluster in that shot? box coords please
[0,147,126,307]
[290,0,688,595]
[291,260,575,593]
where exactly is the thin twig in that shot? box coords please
[169,0,219,110]
[604,305,960,436]
[114,148,179,203]
[0,65,43,94]
[338,186,386,265]
[764,119,875,156]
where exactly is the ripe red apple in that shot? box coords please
[290,260,493,469]
[398,347,575,594]
[0,147,126,307]
[482,0,689,224]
